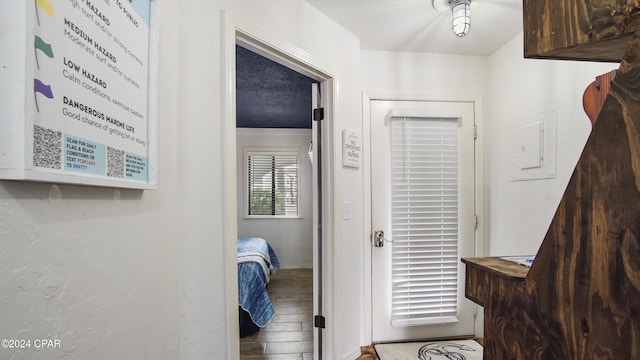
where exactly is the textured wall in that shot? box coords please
[0,184,180,359]
[236,45,316,129]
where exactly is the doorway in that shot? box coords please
[223,19,335,360]
[235,105,315,357]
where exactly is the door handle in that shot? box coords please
[373,230,387,247]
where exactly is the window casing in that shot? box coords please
[245,147,300,218]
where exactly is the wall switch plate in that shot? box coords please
[343,201,352,220]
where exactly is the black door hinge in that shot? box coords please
[314,108,325,121]
[314,315,326,329]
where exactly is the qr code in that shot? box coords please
[107,146,124,178]
[33,125,62,169]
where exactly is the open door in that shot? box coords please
[311,82,324,359]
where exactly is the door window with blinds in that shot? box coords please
[390,116,460,327]
[245,147,299,217]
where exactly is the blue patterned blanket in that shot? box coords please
[237,237,280,328]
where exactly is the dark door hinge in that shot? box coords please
[314,315,326,329]
[314,108,325,121]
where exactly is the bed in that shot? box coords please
[237,237,280,337]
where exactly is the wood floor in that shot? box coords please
[240,268,314,360]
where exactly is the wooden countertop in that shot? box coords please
[461,257,530,282]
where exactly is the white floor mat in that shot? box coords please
[374,339,483,360]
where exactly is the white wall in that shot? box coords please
[236,128,313,269]
[485,33,617,256]
[361,50,488,96]
[1,1,364,360]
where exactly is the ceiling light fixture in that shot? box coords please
[451,0,471,37]
[432,0,471,37]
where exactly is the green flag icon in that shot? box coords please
[35,35,54,58]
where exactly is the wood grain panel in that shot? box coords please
[524,50,640,356]
[462,258,527,307]
[523,0,640,61]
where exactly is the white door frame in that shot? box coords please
[222,12,336,359]
[362,91,486,345]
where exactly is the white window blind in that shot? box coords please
[247,152,298,216]
[390,116,460,327]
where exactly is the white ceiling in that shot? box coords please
[305,0,523,56]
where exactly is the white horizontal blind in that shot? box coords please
[247,152,298,216]
[390,116,460,327]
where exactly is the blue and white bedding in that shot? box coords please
[237,237,280,335]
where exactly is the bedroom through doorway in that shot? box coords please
[235,43,319,359]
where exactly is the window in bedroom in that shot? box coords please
[245,148,299,217]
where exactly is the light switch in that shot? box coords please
[343,201,352,220]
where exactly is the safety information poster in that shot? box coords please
[32,0,151,182]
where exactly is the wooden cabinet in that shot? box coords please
[461,258,529,359]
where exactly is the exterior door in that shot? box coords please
[370,100,476,342]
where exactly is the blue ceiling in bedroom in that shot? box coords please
[236,45,317,129]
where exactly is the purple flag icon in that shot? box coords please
[34,78,54,99]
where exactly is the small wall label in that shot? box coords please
[342,129,361,168]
